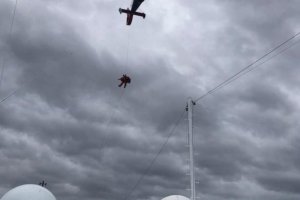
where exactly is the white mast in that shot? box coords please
[187,98,196,200]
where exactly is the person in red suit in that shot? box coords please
[118,74,131,88]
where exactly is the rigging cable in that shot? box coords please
[214,38,300,93]
[122,108,186,200]
[0,89,18,104]
[9,0,18,34]
[195,31,300,103]
[0,0,18,104]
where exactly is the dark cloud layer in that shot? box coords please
[1,0,300,200]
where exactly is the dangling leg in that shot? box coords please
[124,82,127,88]
[119,82,124,87]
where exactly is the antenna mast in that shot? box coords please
[187,98,196,200]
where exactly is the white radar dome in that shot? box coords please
[162,195,190,200]
[1,184,56,200]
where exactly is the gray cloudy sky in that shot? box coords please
[0,0,300,200]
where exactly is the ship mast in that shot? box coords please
[187,98,196,200]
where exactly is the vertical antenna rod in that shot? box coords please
[187,98,196,200]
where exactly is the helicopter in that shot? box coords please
[119,0,146,25]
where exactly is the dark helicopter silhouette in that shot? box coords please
[119,0,146,25]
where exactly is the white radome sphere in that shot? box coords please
[162,195,190,200]
[1,184,56,200]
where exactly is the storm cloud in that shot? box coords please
[0,0,300,200]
